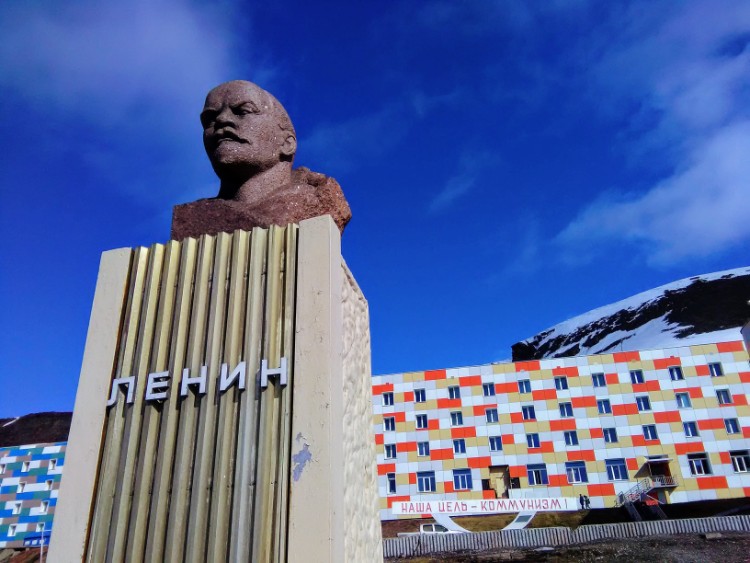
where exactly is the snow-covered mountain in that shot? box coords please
[512,267,750,361]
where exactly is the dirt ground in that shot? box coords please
[384,532,750,562]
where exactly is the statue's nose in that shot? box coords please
[214,106,235,126]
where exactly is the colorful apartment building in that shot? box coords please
[372,340,750,520]
[0,442,65,548]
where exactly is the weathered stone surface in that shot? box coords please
[171,80,351,239]
[172,167,351,239]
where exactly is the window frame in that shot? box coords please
[387,472,396,494]
[384,444,396,459]
[522,405,536,420]
[565,461,588,484]
[382,392,394,407]
[414,388,426,403]
[526,433,540,448]
[630,370,645,384]
[489,436,503,452]
[384,416,395,432]
[683,421,699,437]
[687,453,712,476]
[643,424,658,440]
[603,427,618,443]
[564,430,579,446]
[716,389,732,405]
[448,385,461,400]
[636,396,651,412]
[592,373,606,387]
[518,379,531,394]
[453,468,473,491]
[417,441,430,457]
[709,362,724,377]
[450,411,464,426]
[669,366,684,381]
[415,414,428,429]
[527,463,549,486]
[453,438,466,454]
[555,376,568,390]
[676,392,692,408]
[730,450,750,473]
[483,383,496,397]
[485,408,499,423]
[606,458,628,481]
[597,399,612,414]
[417,471,436,493]
[725,418,741,434]
[559,402,573,417]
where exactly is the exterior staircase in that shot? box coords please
[616,476,677,521]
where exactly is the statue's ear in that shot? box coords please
[280,134,297,157]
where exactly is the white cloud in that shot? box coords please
[429,152,498,213]
[0,0,249,206]
[557,0,750,264]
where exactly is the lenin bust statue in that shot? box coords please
[171,80,351,240]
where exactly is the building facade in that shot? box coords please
[0,442,65,548]
[372,341,750,520]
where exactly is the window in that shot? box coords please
[483,383,496,396]
[12,502,21,515]
[384,417,395,431]
[522,405,536,420]
[415,414,428,429]
[8,525,16,538]
[688,453,711,475]
[565,461,588,483]
[417,471,436,492]
[597,399,612,414]
[453,469,473,490]
[40,500,49,514]
[489,436,503,452]
[45,480,53,491]
[636,396,651,412]
[716,389,732,405]
[730,450,750,473]
[709,362,723,377]
[725,418,741,434]
[683,421,699,437]
[603,427,618,443]
[526,433,540,448]
[606,458,628,481]
[382,392,394,406]
[669,366,684,381]
[564,430,578,446]
[36,523,45,533]
[384,444,396,459]
[0,463,5,474]
[387,472,396,494]
[22,461,30,472]
[527,464,548,485]
[559,402,573,417]
[448,386,461,399]
[518,379,531,393]
[555,376,568,390]
[18,482,26,493]
[414,389,426,403]
[417,441,430,456]
[630,370,644,384]
[453,439,466,454]
[49,459,57,470]
[676,392,692,408]
[451,411,463,426]
[485,408,499,423]
[643,425,658,440]
[592,373,606,387]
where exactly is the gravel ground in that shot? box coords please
[385,532,750,562]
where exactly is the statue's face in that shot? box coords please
[201,81,294,177]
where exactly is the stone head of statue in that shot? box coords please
[200,80,297,200]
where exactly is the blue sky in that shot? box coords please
[1,1,749,417]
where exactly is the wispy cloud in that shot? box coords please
[557,1,750,265]
[429,152,497,213]
[0,0,250,206]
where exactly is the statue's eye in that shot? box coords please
[234,103,259,116]
[200,110,218,128]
